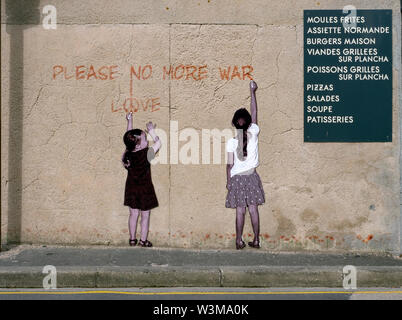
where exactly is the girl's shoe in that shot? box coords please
[248,240,260,248]
[139,239,153,247]
[129,239,138,246]
[236,240,246,250]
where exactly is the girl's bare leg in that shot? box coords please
[128,207,140,240]
[248,204,260,244]
[236,207,246,244]
[140,210,151,242]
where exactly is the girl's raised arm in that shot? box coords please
[146,121,161,154]
[122,112,133,169]
[126,112,133,131]
[250,80,258,124]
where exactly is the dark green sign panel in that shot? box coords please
[304,10,392,142]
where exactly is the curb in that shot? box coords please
[1,266,402,288]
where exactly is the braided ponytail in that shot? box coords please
[231,108,252,161]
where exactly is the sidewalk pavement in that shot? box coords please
[0,245,401,288]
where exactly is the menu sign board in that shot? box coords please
[304,10,392,142]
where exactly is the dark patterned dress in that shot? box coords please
[124,147,159,211]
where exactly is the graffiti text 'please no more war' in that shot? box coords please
[52,64,254,113]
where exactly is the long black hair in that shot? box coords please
[122,129,143,168]
[231,108,252,160]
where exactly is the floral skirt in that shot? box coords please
[225,170,265,208]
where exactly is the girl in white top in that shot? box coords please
[225,80,265,250]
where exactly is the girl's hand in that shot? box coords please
[126,112,133,121]
[146,121,156,132]
[250,80,258,92]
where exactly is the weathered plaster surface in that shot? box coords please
[1,0,400,252]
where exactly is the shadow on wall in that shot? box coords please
[5,0,40,244]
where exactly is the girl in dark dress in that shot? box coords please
[122,112,161,247]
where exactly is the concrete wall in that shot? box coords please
[1,0,401,253]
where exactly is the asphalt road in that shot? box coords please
[0,287,401,300]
